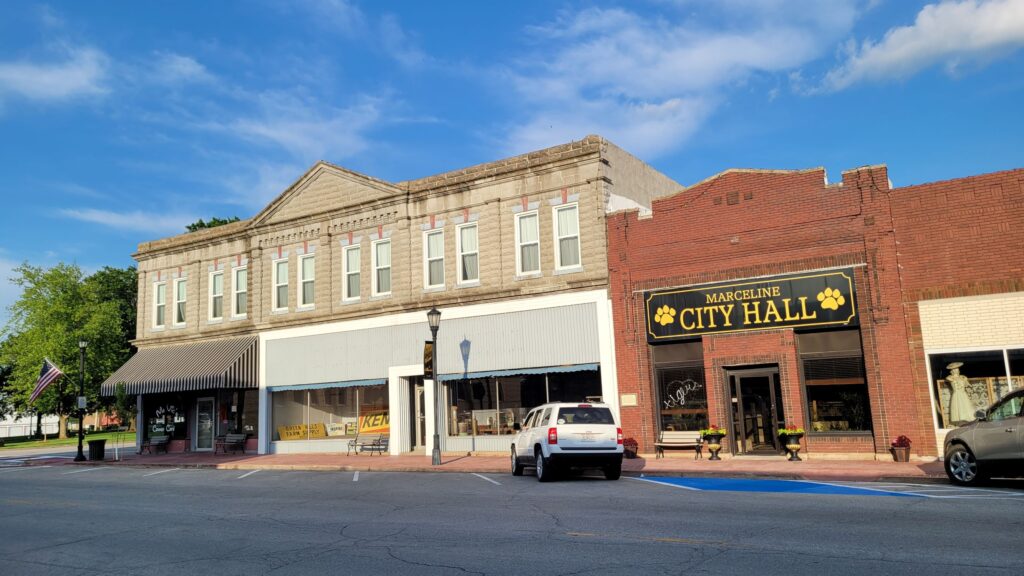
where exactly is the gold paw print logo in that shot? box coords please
[654,305,676,326]
[817,287,846,311]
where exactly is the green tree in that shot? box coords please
[112,382,137,430]
[185,216,240,233]
[1,263,130,438]
[84,266,138,354]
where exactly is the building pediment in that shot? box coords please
[251,162,403,227]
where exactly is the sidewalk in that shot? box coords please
[57,450,949,483]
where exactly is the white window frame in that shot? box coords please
[371,239,391,297]
[232,266,247,318]
[153,282,166,329]
[515,211,541,276]
[342,245,361,302]
[173,278,187,326]
[423,229,445,289]
[209,271,224,321]
[553,203,582,271]
[298,254,315,309]
[456,223,480,285]
[272,258,289,312]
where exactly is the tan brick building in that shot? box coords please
[102,136,680,455]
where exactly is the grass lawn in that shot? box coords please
[0,430,137,450]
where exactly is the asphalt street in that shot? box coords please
[1,465,1022,576]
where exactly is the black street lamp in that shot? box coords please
[74,340,87,462]
[427,307,441,466]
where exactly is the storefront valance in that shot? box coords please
[267,378,386,392]
[437,363,599,382]
[100,336,258,395]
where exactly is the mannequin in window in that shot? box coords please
[946,362,975,425]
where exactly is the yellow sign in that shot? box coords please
[359,411,390,434]
[276,423,328,440]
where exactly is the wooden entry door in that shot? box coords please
[728,368,784,454]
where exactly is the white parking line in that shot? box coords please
[61,467,106,475]
[472,473,501,486]
[237,469,260,479]
[143,468,180,477]
[0,465,52,474]
[353,471,359,482]
[627,477,701,490]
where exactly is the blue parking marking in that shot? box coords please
[639,476,921,497]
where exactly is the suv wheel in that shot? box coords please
[603,462,621,480]
[945,444,983,485]
[511,447,524,476]
[535,448,554,482]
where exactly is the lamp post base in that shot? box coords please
[432,433,441,466]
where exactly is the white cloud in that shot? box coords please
[150,52,215,85]
[208,92,382,161]
[0,45,109,101]
[59,208,198,235]
[0,257,23,329]
[824,0,1024,90]
[500,4,861,157]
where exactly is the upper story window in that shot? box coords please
[343,245,361,301]
[457,223,479,284]
[372,240,391,296]
[554,204,581,270]
[424,230,445,289]
[299,254,315,308]
[515,211,540,275]
[210,271,224,320]
[272,259,288,312]
[173,278,187,325]
[233,267,247,317]
[154,282,166,328]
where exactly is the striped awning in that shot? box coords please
[100,336,258,395]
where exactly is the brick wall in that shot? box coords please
[608,165,928,456]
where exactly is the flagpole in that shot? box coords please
[74,341,87,462]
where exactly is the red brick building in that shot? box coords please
[608,166,1024,459]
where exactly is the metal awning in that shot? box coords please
[100,336,258,396]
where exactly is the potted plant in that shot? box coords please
[890,435,912,462]
[700,424,727,461]
[778,423,805,461]
[623,437,639,459]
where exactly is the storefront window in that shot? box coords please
[797,329,872,433]
[656,366,708,432]
[652,341,707,432]
[446,369,601,437]
[271,384,390,441]
[144,394,187,440]
[216,389,259,437]
[929,349,1021,428]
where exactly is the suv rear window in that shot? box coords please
[556,407,614,425]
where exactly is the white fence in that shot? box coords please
[0,421,60,438]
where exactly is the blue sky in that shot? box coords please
[2,0,1023,323]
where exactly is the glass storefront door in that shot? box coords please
[728,368,784,454]
[196,397,215,451]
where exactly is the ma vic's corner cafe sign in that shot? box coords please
[645,269,858,342]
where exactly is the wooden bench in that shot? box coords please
[654,431,704,459]
[141,435,170,455]
[215,433,248,455]
[347,433,388,456]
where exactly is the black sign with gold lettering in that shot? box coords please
[646,269,857,342]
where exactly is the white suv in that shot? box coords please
[510,402,624,481]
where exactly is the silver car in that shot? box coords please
[943,389,1024,485]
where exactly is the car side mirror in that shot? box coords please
[512,422,521,431]
[974,409,987,421]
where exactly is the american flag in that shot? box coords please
[29,358,64,404]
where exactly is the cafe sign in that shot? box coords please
[646,269,857,342]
